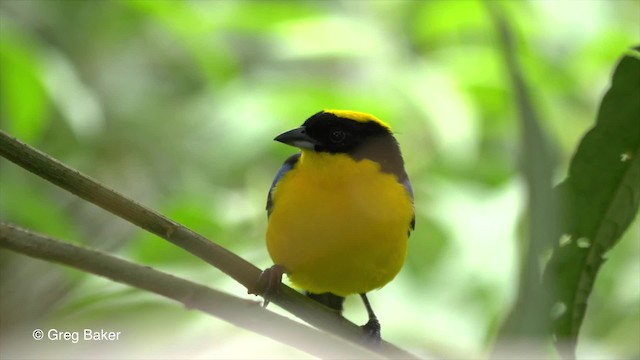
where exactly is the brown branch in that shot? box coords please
[0,130,419,359]
[0,223,378,359]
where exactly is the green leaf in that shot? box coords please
[0,25,49,142]
[544,46,640,353]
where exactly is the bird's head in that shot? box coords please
[274,110,393,154]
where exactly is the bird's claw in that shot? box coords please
[361,318,381,344]
[248,264,286,307]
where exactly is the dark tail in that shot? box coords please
[305,292,345,314]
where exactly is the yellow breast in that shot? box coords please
[266,151,413,296]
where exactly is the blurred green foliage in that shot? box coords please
[1,0,638,358]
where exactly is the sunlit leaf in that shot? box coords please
[0,26,49,142]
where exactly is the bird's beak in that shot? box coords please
[274,126,317,150]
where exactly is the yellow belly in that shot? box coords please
[266,151,413,296]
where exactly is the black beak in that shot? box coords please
[274,126,317,150]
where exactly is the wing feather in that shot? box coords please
[266,153,301,217]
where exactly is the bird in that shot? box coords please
[252,109,414,342]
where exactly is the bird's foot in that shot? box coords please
[248,264,286,307]
[361,318,381,344]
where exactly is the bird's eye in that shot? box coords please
[329,129,346,144]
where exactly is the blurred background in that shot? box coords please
[0,0,638,359]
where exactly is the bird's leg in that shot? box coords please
[248,264,286,307]
[360,293,381,343]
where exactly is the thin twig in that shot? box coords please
[0,223,379,359]
[0,130,420,359]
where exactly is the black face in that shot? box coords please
[302,111,391,153]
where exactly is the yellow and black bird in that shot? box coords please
[257,110,414,341]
